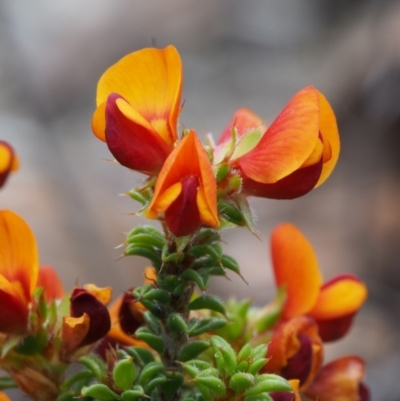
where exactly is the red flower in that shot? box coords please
[146,130,219,236]
[92,46,182,175]
[215,87,340,199]
[271,223,367,341]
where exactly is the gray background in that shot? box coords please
[1,1,400,399]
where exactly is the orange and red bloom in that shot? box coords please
[271,223,367,341]
[146,130,219,236]
[92,46,182,175]
[0,141,18,189]
[214,87,340,199]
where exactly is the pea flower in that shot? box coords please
[214,87,340,199]
[0,140,19,188]
[264,316,323,391]
[271,223,367,341]
[304,356,370,401]
[92,46,182,175]
[62,285,112,354]
[146,130,219,236]
[0,210,39,334]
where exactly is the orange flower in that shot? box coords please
[62,285,111,354]
[271,223,367,341]
[264,316,323,391]
[304,356,369,401]
[92,46,182,175]
[0,392,11,401]
[0,210,38,333]
[215,87,340,199]
[146,130,219,236]
[0,141,19,188]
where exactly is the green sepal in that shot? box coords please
[127,189,148,205]
[193,229,220,245]
[195,376,226,397]
[125,244,162,267]
[188,295,226,315]
[210,335,237,374]
[79,355,107,382]
[218,200,246,226]
[233,194,257,235]
[159,372,184,396]
[215,163,230,182]
[188,317,227,337]
[113,357,136,391]
[135,328,164,354]
[229,372,255,393]
[247,359,268,375]
[179,340,210,362]
[14,331,47,355]
[138,362,164,386]
[125,346,155,366]
[244,374,292,396]
[161,245,185,264]
[81,384,119,401]
[167,313,188,334]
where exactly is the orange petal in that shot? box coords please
[146,131,219,229]
[271,224,323,319]
[309,274,367,321]
[315,91,340,187]
[236,87,320,184]
[37,265,64,302]
[0,141,18,188]
[62,314,90,354]
[0,210,38,303]
[304,356,368,401]
[83,284,112,306]
[94,45,182,146]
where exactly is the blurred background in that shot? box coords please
[1,0,400,399]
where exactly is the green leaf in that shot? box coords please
[218,200,246,226]
[229,372,255,393]
[210,335,237,374]
[81,384,119,401]
[125,244,162,267]
[145,376,167,394]
[188,295,226,315]
[244,374,292,396]
[61,370,94,391]
[179,340,210,362]
[195,376,226,397]
[126,346,155,366]
[167,313,188,334]
[138,362,164,386]
[113,358,136,391]
[159,372,184,396]
[79,355,107,382]
[188,317,227,337]
[247,359,268,375]
[0,376,17,390]
[181,269,209,291]
[135,328,164,354]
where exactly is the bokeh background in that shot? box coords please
[1,1,400,399]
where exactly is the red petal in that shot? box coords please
[315,313,356,342]
[105,93,173,174]
[242,158,322,199]
[37,265,64,302]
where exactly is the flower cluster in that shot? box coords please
[0,45,369,401]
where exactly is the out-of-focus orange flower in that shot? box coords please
[92,46,182,175]
[36,265,64,303]
[264,316,323,391]
[146,130,219,236]
[62,285,111,354]
[0,210,38,333]
[304,356,370,401]
[271,223,367,341]
[0,392,11,401]
[214,87,340,199]
[0,141,19,188]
